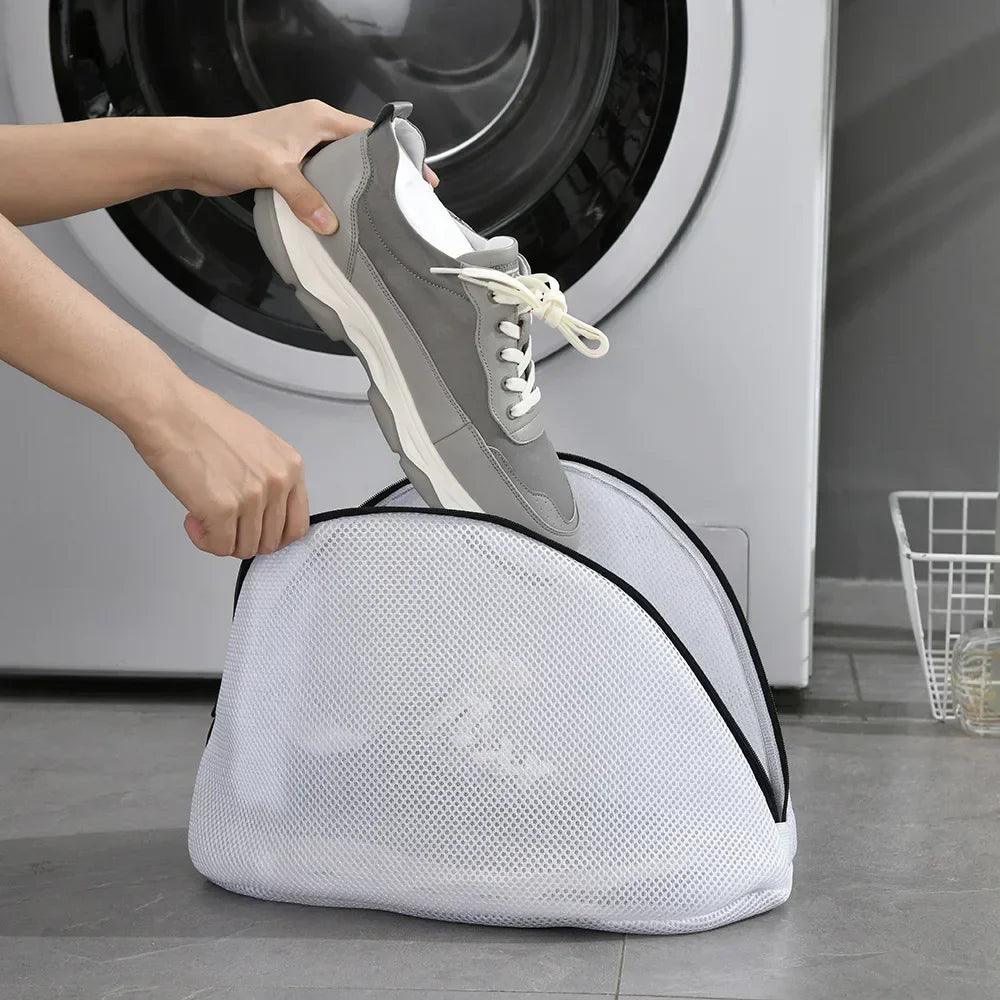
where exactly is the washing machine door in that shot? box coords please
[13,1,733,396]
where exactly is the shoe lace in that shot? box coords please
[429,265,609,418]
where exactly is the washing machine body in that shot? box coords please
[0,0,833,684]
[542,0,836,686]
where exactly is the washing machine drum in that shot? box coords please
[188,456,795,934]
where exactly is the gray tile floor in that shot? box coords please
[773,647,933,720]
[3,651,1000,1000]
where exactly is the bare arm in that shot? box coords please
[0,100,440,555]
[0,101,437,231]
[0,117,197,226]
[0,209,308,557]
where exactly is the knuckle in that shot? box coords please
[266,466,288,491]
[310,98,338,122]
[213,496,239,519]
[284,183,318,213]
[247,482,266,505]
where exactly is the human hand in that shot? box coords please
[182,100,439,235]
[128,376,310,558]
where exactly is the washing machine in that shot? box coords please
[0,0,834,685]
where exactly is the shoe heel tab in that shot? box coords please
[368,101,413,134]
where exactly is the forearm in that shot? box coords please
[0,211,184,436]
[0,117,207,225]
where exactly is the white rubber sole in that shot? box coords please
[271,193,481,512]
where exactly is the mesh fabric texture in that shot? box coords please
[189,460,794,933]
[375,461,786,809]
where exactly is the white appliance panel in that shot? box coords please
[0,0,832,685]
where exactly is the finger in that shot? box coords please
[423,163,440,188]
[330,110,374,137]
[186,507,237,557]
[274,166,338,235]
[258,490,288,555]
[280,479,311,549]
[184,512,208,549]
[233,499,265,560]
[305,100,372,140]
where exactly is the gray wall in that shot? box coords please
[818,0,1000,580]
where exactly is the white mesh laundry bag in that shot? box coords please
[189,456,795,934]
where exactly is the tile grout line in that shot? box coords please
[847,651,868,721]
[613,934,627,999]
[293,989,616,997]
[624,994,764,1000]
[299,986,630,997]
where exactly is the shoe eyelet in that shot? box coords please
[506,405,518,420]
[496,349,507,361]
[495,322,505,334]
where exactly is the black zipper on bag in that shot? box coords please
[222,493,785,823]
[357,456,789,821]
[359,477,410,509]
[557,453,791,823]
[225,475,408,622]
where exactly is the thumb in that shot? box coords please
[184,509,238,557]
[184,512,208,548]
[275,167,338,235]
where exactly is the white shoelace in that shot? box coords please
[429,265,609,418]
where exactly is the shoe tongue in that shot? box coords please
[458,236,520,276]
[459,237,532,353]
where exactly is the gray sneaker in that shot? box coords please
[253,102,608,546]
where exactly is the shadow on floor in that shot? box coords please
[0,826,604,945]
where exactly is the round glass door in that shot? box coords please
[51,0,687,359]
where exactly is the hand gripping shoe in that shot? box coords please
[254,102,608,546]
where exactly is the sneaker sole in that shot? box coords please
[255,189,482,513]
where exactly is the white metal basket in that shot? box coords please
[890,490,1000,720]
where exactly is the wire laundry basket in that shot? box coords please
[890,490,1000,720]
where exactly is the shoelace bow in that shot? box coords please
[430,265,609,418]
